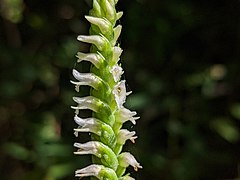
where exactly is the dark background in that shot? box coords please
[0,0,240,179]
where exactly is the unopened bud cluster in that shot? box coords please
[71,0,142,179]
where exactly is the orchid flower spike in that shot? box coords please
[71,0,141,179]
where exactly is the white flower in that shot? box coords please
[110,65,123,82]
[117,129,137,144]
[75,164,118,179]
[70,69,102,92]
[74,141,118,170]
[76,51,105,69]
[115,107,140,124]
[75,164,102,178]
[71,96,100,114]
[113,80,127,108]
[77,34,109,51]
[118,152,142,171]
[85,16,111,34]
[74,141,100,157]
[73,115,101,137]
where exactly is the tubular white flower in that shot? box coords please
[75,164,102,178]
[71,96,99,114]
[75,164,118,179]
[72,96,112,119]
[75,141,119,170]
[85,15,112,35]
[76,51,105,69]
[74,141,101,157]
[115,107,140,124]
[73,115,101,136]
[118,152,143,171]
[71,69,102,91]
[77,35,109,51]
[117,129,137,144]
[110,65,123,82]
[73,115,116,146]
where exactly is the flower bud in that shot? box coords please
[85,15,112,35]
[113,25,122,45]
[99,0,116,23]
[112,46,123,65]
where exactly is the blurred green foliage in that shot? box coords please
[0,0,240,179]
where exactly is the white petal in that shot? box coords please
[76,52,105,68]
[75,164,118,179]
[72,96,101,113]
[112,46,123,64]
[85,16,111,34]
[118,152,143,171]
[71,69,101,90]
[110,65,123,82]
[115,107,140,124]
[75,164,101,177]
[74,115,101,136]
[113,80,127,108]
[77,35,107,51]
[113,25,122,45]
[74,141,100,157]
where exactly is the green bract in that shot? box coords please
[72,0,142,179]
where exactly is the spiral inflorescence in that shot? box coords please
[71,0,142,179]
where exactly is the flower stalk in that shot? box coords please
[72,0,142,179]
